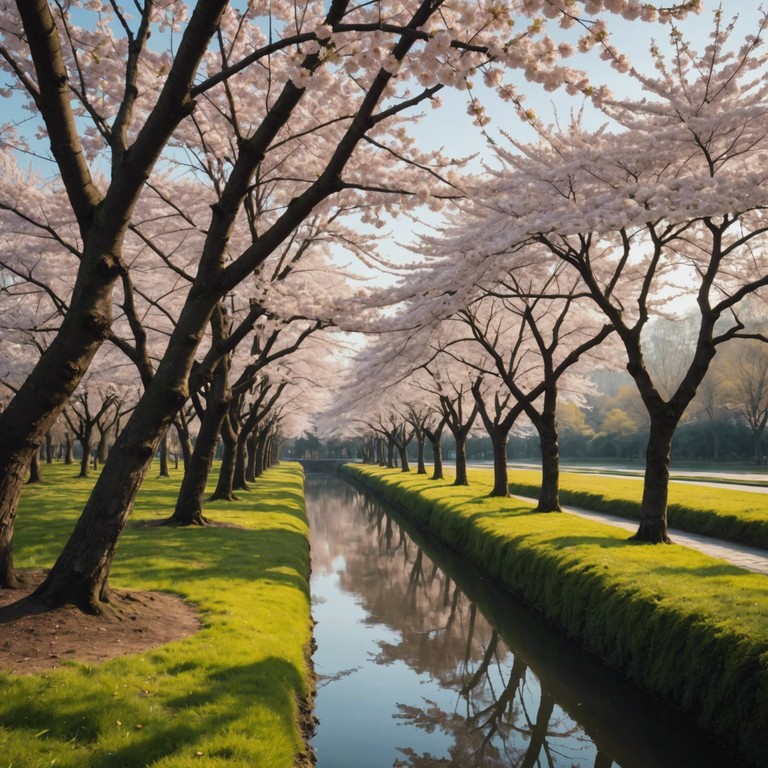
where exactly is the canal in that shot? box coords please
[307,474,739,768]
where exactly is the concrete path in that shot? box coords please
[511,495,768,576]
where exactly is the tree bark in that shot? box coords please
[245,431,258,482]
[210,413,238,501]
[425,422,445,480]
[536,409,561,512]
[169,354,233,525]
[97,427,110,463]
[386,438,395,468]
[752,429,764,466]
[174,418,193,471]
[454,434,469,486]
[397,443,410,472]
[377,437,386,466]
[430,437,444,480]
[269,435,280,466]
[593,752,614,768]
[78,427,93,479]
[233,433,249,490]
[253,429,268,479]
[416,434,426,474]
[27,450,43,485]
[64,432,73,464]
[632,417,676,543]
[0,452,27,587]
[440,397,478,487]
[45,432,54,463]
[158,431,170,477]
[488,428,510,497]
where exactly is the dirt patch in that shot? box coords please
[0,572,201,675]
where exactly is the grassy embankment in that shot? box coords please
[0,461,313,768]
[506,468,768,549]
[342,464,768,768]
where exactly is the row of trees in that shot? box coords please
[1,1,702,612]
[328,11,768,543]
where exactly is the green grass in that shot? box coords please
[343,464,768,768]
[503,467,768,549]
[1,461,313,768]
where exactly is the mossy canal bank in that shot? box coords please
[340,464,768,768]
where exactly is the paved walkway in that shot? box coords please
[511,495,768,575]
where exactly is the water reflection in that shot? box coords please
[307,475,737,768]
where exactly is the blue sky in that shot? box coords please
[409,4,766,166]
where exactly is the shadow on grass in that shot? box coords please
[0,656,302,767]
[114,524,310,600]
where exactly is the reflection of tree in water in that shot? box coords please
[392,630,591,768]
[309,478,739,768]
[325,491,599,768]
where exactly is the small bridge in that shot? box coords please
[290,458,360,473]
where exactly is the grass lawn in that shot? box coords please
[502,466,768,548]
[343,464,768,768]
[0,461,313,768]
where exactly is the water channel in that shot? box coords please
[307,474,740,768]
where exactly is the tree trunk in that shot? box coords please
[536,412,561,512]
[45,432,54,463]
[430,437,444,480]
[174,420,193,471]
[78,428,93,478]
[169,357,232,525]
[210,414,238,501]
[170,419,225,525]
[268,435,279,467]
[386,438,395,468]
[0,258,117,589]
[29,415,169,612]
[594,752,614,768]
[27,450,43,485]
[488,427,509,497]
[64,432,74,464]
[245,431,258,482]
[233,433,249,490]
[0,450,30,587]
[158,431,170,477]
[97,427,110,463]
[454,435,469,486]
[416,434,426,474]
[397,443,410,472]
[632,417,676,543]
[253,429,268,479]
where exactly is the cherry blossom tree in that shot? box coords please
[457,267,611,505]
[0,0,699,604]
[419,11,768,541]
[63,384,119,478]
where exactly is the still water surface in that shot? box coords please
[307,475,737,768]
